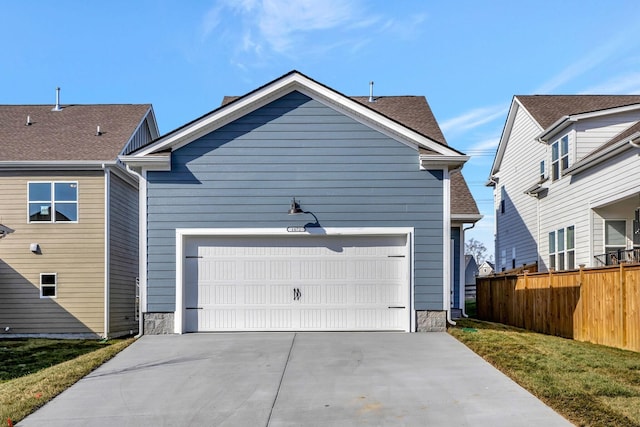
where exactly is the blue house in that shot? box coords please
[122,71,480,333]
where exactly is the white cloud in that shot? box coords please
[199,0,425,65]
[440,104,507,135]
[535,27,640,94]
[579,72,640,94]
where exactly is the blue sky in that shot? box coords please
[3,0,640,256]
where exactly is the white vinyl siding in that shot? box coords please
[494,104,545,270]
[539,144,640,269]
[574,110,639,162]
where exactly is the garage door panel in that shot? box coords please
[185,234,409,332]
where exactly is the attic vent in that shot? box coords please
[369,81,375,103]
[51,87,63,111]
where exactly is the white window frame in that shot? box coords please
[40,273,57,298]
[549,226,575,270]
[551,135,569,181]
[27,181,78,223]
[604,219,627,254]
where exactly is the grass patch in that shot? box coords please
[465,299,477,318]
[449,319,640,427]
[0,338,134,424]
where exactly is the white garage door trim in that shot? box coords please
[175,227,414,334]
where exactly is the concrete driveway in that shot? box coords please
[19,333,571,426]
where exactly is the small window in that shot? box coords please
[539,160,545,180]
[40,273,57,298]
[28,182,78,223]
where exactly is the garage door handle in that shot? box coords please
[186,307,203,310]
[293,288,301,301]
[388,306,405,309]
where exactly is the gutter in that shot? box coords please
[0,160,116,171]
[565,132,640,176]
[536,115,572,143]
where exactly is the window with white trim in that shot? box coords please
[40,273,57,298]
[549,226,575,270]
[551,135,569,181]
[28,182,78,223]
[605,220,626,255]
[539,160,545,180]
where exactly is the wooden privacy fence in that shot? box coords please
[476,264,640,352]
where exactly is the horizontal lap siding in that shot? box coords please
[146,92,443,312]
[0,171,105,335]
[496,107,543,270]
[108,173,139,335]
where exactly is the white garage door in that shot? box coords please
[183,234,410,332]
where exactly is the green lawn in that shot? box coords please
[0,338,133,424]
[450,318,640,427]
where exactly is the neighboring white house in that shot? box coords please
[477,261,495,276]
[489,95,640,272]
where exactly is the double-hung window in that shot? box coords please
[549,226,575,270]
[28,182,78,223]
[40,273,57,298]
[551,135,569,181]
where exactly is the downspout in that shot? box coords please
[103,164,111,339]
[460,222,477,318]
[630,139,640,148]
[123,165,145,339]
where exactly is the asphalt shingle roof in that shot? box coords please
[516,95,640,129]
[0,104,151,161]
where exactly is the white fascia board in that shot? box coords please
[451,213,483,223]
[565,132,640,176]
[539,104,640,142]
[133,72,461,160]
[0,161,113,171]
[119,154,171,171]
[420,155,469,170]
[490,98,521,177]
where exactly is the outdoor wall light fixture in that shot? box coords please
[287,198,320,227]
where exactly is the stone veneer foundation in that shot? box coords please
[144,313,174,334]
[416,310,446,332]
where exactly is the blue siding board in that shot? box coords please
[146,91,445,312]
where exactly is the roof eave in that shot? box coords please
[419,155,470,171]
[565,132,640,176]
[451,213,483,223]
[132,71,462,159]
[119,154,171,171]
[0,160,115,171]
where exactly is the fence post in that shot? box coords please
[620,263,627,349]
